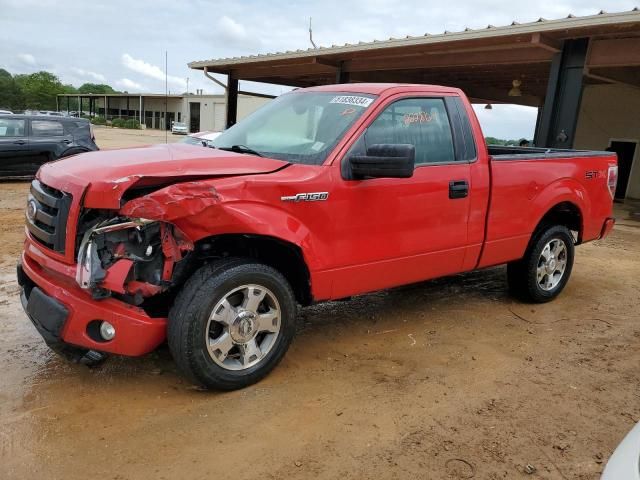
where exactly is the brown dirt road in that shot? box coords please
[92,125,183,149]
[1,129,639,479]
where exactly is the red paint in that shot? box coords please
[126,281,164,297]
[600,217,615,239]
[22,84,617,356]
[21,252,166,356]
[101,259,133,294]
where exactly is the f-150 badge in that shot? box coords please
[281,192,329,202]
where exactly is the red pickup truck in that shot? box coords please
[18,84,617,389]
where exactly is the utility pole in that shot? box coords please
[309,17,317,49]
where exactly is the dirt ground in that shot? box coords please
[91,125,183,149]
[1,129,639,479]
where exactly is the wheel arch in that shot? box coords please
[533,201,584,244]
[60,146,91,158]
[191,233,313,306]
[528,177,590,245]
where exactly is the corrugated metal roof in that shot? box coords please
[189,8,640,69]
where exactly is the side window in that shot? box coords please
[365,98,455,165]
[0,119,26,137]
[450,96,477,161]
[31,120,64,137]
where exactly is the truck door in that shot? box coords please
[330,96,472,298]
[0,117,30,177]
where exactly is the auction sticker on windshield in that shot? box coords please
[329,96,374,107]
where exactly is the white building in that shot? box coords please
[57,92,272,133]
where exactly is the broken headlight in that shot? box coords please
[76,218,157,290]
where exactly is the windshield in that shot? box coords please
[173,122,186,127]
[213,91,376,165]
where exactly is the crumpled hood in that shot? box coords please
[37,143,289,209]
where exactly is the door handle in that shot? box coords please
[13,140,26,145]
[61,139,72,144]
[449,180,469,199]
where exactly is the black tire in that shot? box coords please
[48,343,108,367]
[507,225,575,303]
[168,258,297,390]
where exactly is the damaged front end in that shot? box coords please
[76,215,193,306]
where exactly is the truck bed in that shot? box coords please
[488,144,612,160]
[477,146,617,269]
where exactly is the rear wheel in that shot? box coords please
[168,258,297,390]
[507,225,575,303]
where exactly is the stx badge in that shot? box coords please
[281,192,329,202]
[585,170,606,179]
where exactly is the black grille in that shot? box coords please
[26,180,72,253]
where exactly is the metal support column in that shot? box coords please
[225,72,238,128]
[105,95,108,119]
[336,61,350,84]
[534,38,589,148]
[139,95,143,125]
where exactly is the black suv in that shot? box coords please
[0,115,98,178]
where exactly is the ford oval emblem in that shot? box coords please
[26,199,37,222]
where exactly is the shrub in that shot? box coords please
[123,119,141,129]
[90,116,106,125]
[109,117,140,129]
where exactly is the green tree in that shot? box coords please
[0,69,23,111]
[485,136,507,146]
[77,83,118,94]
[59,83,79,111]
[14,71,67,110]
[1,70,120,111]
[485,136,528,146]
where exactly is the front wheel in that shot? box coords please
[168,259,297,390]
[507,225,575,303]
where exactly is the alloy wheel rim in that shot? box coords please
[205,284,281,371]
[537,238,568,291]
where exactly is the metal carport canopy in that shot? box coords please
[189,9,640,108]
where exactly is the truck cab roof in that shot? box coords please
[302,83,464,96]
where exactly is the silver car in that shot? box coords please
[171,121,188,135]
[178,130,221,147]
[601,422,640,479]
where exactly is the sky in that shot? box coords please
[1,0,637,139]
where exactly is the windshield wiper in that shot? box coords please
[218,144,264,157]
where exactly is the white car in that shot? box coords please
[0,110,13,115]
[178,130,221,147]
[601,422,640,479]
[171,121,189,135]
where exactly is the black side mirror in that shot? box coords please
[349,144,415,179]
